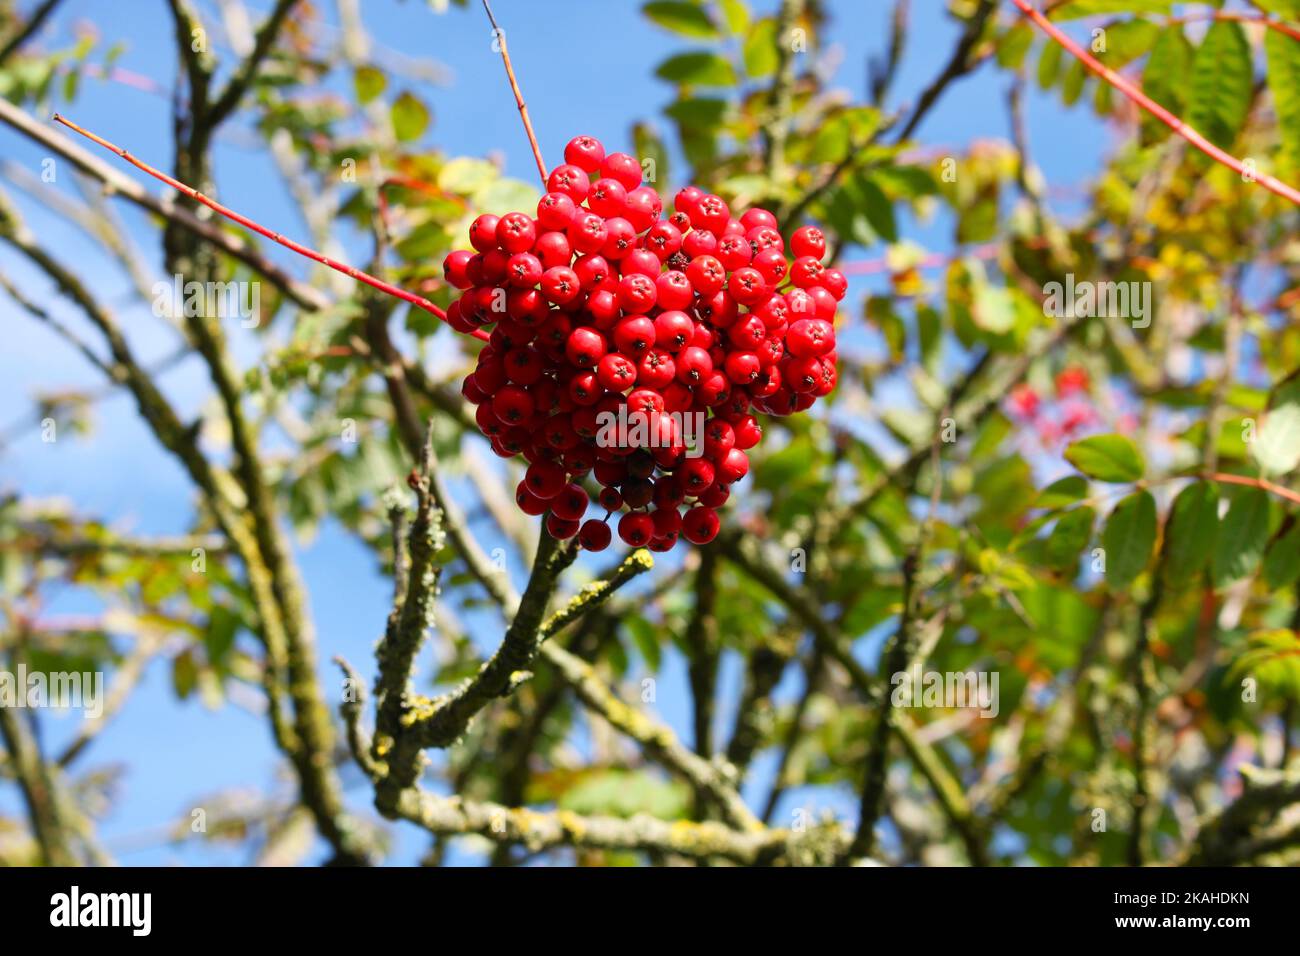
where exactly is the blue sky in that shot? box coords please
[0,0,1114,865]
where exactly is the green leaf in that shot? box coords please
[1064,434,1145,483]
[1101,490,1157,590]
[391,91,430,142]
[172,650,198,700]
[203,605,240,667]
[1036,475,1090,510]
[1045,506,1095,571]
[1227,629,1300,699]
[743,18,778,77]
[855,174,897,243]
[1163,481,1219,585]
[655,51,736,86]
[1188,21,1253,150]
[642,2,718,39]
[353,66,386,104]
[1266,28,1300,172]
[1050,0,1172,18]
[1142,23,1192,124]
[1253,376,1300,476]
[1037,36,1063,90]
[1212,487,1272,587]
[1264,521,1300,590]
[718,0,750,34]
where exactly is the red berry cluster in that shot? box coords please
[442,135,843,552]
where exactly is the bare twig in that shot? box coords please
[480,0,547,186]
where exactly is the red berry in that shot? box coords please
[675,346,713,385]
[601,152,643,190]
[717,447,750,484]
[533,231,572,270]
[740,207,779,231]
[790,225,826,260]
[622,476,655,508]
[564,135,606,173]
[496,212,537,254]
[682,229,717,258]
[505,252,543,288]
[469,214,500,252]
[685,255,726,296]
[717,233,753,271]
[645,221,683,259]
[1009,383,1039,418]
[679,456,716,494]
[652,507,683,536]
[541,266,581,305]
[674,186,703,215]
[538,191,578,230]
[656,271,694,311]
[822,268,848,300]
[515,480,549,516]
[568,370,603,405]
[579,518,613,551]
[623,249,662,280]
[443,249,474,288]
[696,371,730,407]
[724,351,761,385]
[573,253,615,292]
[618,511,655,546]
[588,177,628,218]
[790,255,826,289]
[525,459,567,499]
[600,217,638,260]
[729,417,760,452]
[568,212,608,255]
[618,273,658,314]
[550,483,590,521]
[596,352,638,391]
[624,186,662,232]
[614,316,657,355]
[752,247,789,285]
[493,384,535,425]
[787,318,835,358]
[699,483,730,508]
[681,506,720,544]
[728,266,768,306]
[546,513,581,539]
[653,311,694,352]
[691,194,729,234]
[546,164,590,202]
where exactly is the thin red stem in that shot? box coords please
[481,0,548,187]
[1170,11,1300,45]
[50,113,490,342]
[1207,472,1300,506]
[1009,0,1300,208]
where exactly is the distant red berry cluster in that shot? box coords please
[444,136,844,551]
[1007,366,1108,446]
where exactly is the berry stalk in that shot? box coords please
[481,0,548,187]
[50,113,490,342]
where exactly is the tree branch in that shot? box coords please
[0,98,330,311]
